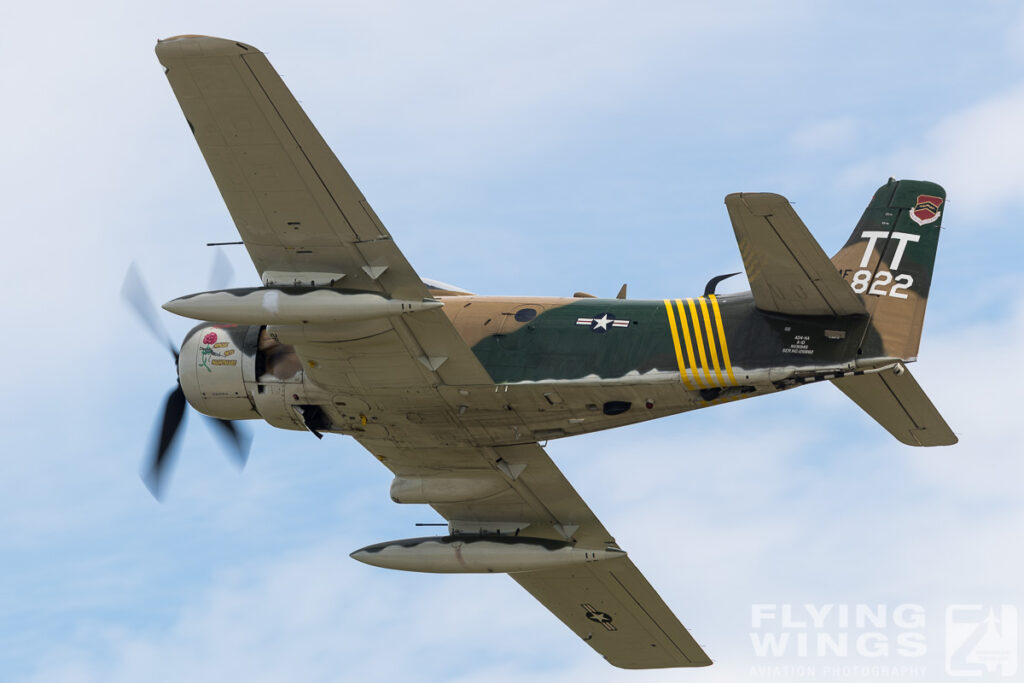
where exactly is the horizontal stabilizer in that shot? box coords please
[725,193,867,316]
[831,365,957,446]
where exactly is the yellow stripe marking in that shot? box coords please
[697,297,725,386]
[687,298,714,387]
[675,299,706,388]
[663,300,695,390]
[709,294,737,386]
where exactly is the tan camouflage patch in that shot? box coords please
[443,296,578,348]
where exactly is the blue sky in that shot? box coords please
[2,2,1022,681]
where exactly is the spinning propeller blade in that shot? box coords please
[207,249,235,291]
[206,416,251,468]
[143,384,187,499]
[123,261,252,499]
[121,261,178,360]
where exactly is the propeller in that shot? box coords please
[208,248,235,291]
[122,257,251,499]
[122,262,177,360]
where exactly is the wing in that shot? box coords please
[361,439,712,668]
[832,365,957,446]
[514,557,712,668]
[156,35,490,388]
[156,35,419,296]
[725,192,867,316]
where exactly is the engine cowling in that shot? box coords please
[178,323,261,420]
[178,322,341,433]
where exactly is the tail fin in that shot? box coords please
[831,179,946,360]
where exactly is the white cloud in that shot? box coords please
[17,541,584,683]
[842,82,1024,217]
[903,298,1024,500]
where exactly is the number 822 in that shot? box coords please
[850,269,913,299]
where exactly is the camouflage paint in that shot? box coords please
[458,179,944,387]
[460,294,870,386]
[832,179,946,360]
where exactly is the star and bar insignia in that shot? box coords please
[576,313,630,333]
[581,603,617,631]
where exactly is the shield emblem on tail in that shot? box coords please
[910,194,943,226]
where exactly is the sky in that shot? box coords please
[1,1,1023,681]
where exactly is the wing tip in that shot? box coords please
[607,653,714,669]
[907,429,959,447]
[155,35,260,57]
[725,191,787,204]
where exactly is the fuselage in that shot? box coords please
[442,291,877,386]
[174,287,896,447]
[423,291,889,439]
